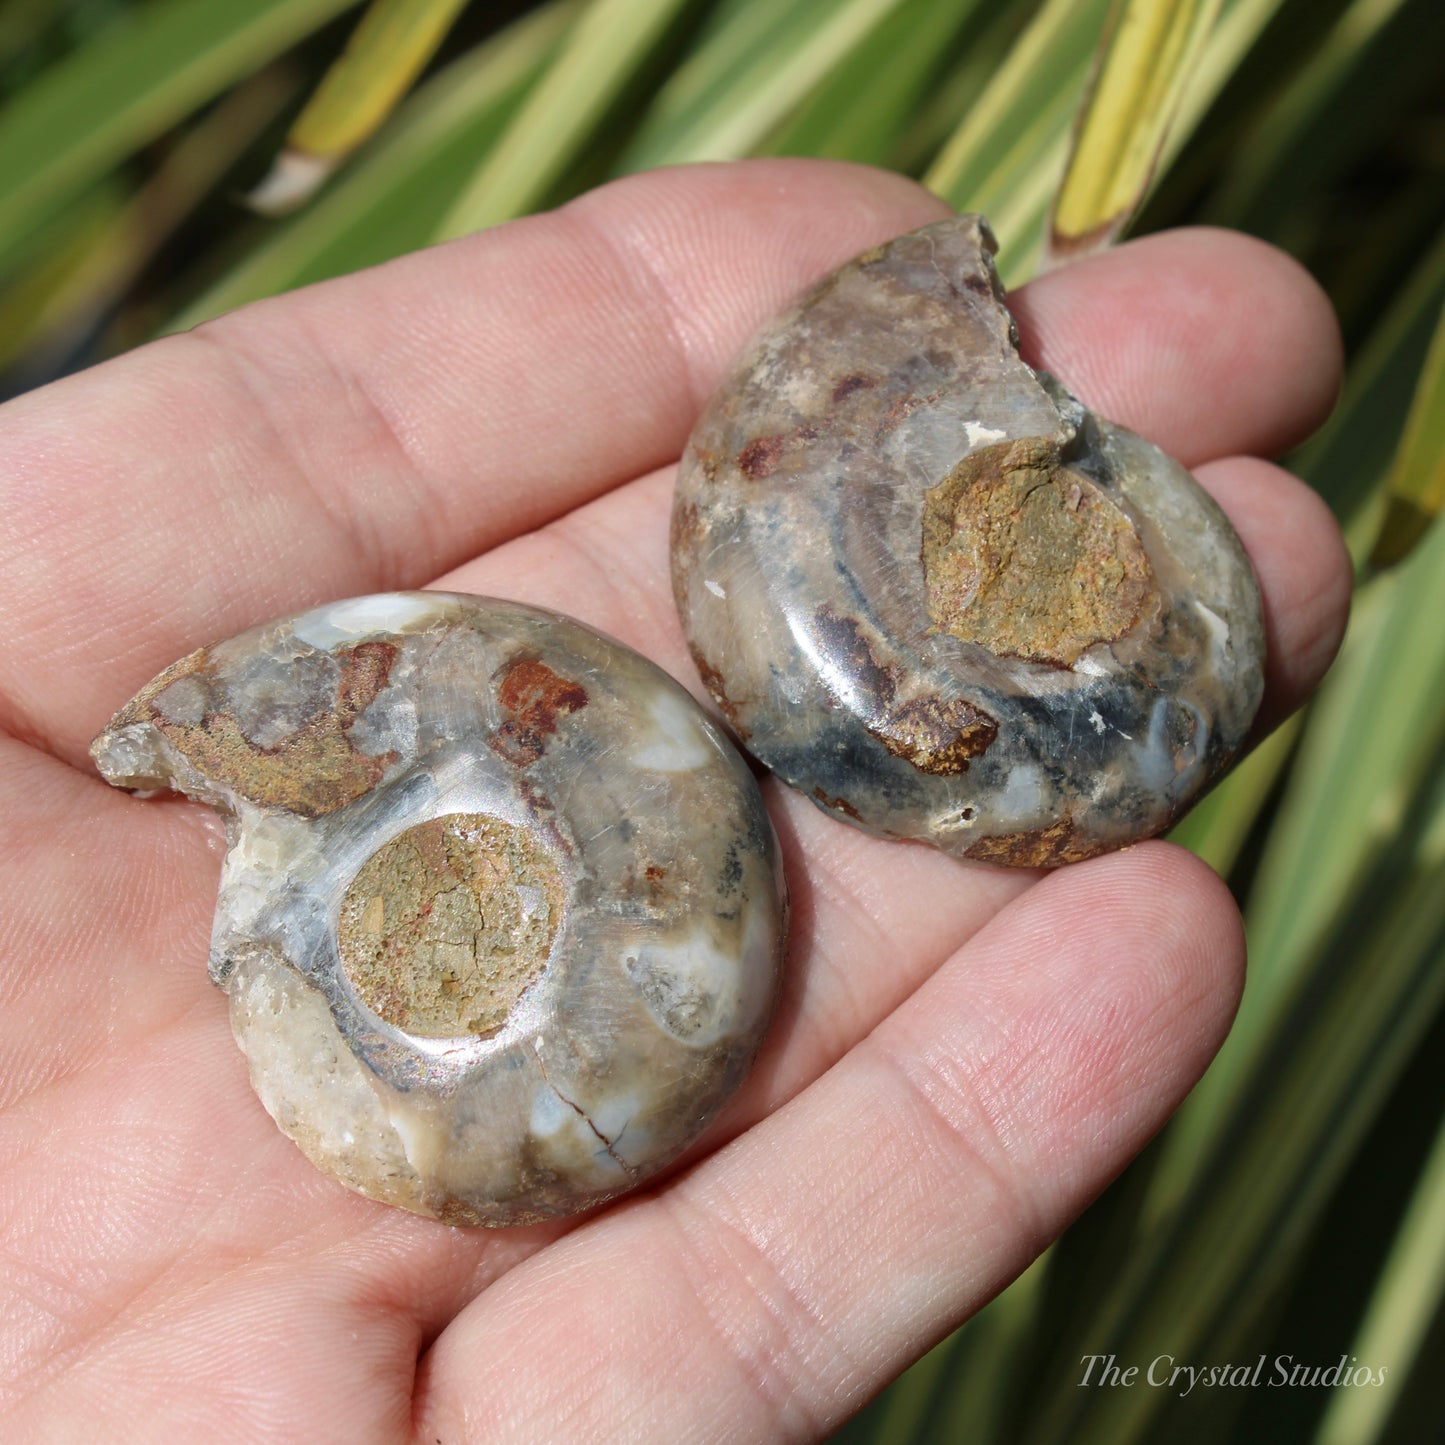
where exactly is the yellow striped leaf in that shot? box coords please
[922,0,1111,284]
[1045,0,1222,265]
[249,0,472,213]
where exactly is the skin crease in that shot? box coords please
[0,160,1350,1441]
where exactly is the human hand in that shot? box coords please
[0,160,1350,1440]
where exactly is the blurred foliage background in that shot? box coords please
[3,1,1444,1441]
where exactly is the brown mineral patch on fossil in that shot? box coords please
[738,434,787,479]
[869,695,997,776]
[337,811,563,1038]
[116,641,399,817]
[922,436,1157,667]
[812,607,897,707]
[671,498,704,556]
[735,425,821,482]
[437,1198,497,1228]
[640,861,672,906]
[514,775,574,861]
[811,610,994,775]
[964,817,1097,868]
[832,373,877,402]
[873,391,940,443]
[689,646,747,733]
[492,656,588,766]
[812,787,863,822]
[338,640,397,714]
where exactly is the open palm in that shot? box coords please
[0,161,1350,1440]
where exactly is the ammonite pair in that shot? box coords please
[92,216,1264,1226]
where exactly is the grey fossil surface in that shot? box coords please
[672,215,1265,866]
[92,593,786,1226]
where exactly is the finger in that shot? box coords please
[1012,226,1343,465]
[0,160,948,765]
[1,171,1341,769]
[414,844,1245,1439]
[1191,455,1352,737]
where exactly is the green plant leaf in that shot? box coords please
[1315,1095,1445,1445]
[170,1,574,329]
[1370,296,1445,567]
[1158,0,1296,155]
[0,0,362,265]
[435,0,695,238]
[0,0,68,69]
[616,0,915,171]
[1202,0,1442,242]
[2,63,296,378]
[0,183,127,376]
[758,0,981,165]
[1293,222,1445,562]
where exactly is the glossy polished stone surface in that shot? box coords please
[92,593,786,1225]
[672,216,1265,866]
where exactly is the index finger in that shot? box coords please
[0,160,1341,767]
[0,161,947,764]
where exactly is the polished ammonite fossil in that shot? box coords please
[91,214,1262,1225]
[671,215,1266,865]
[91,593,787,1226]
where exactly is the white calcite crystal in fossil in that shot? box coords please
[671,215,1266,866]
[92,593,787,1226]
